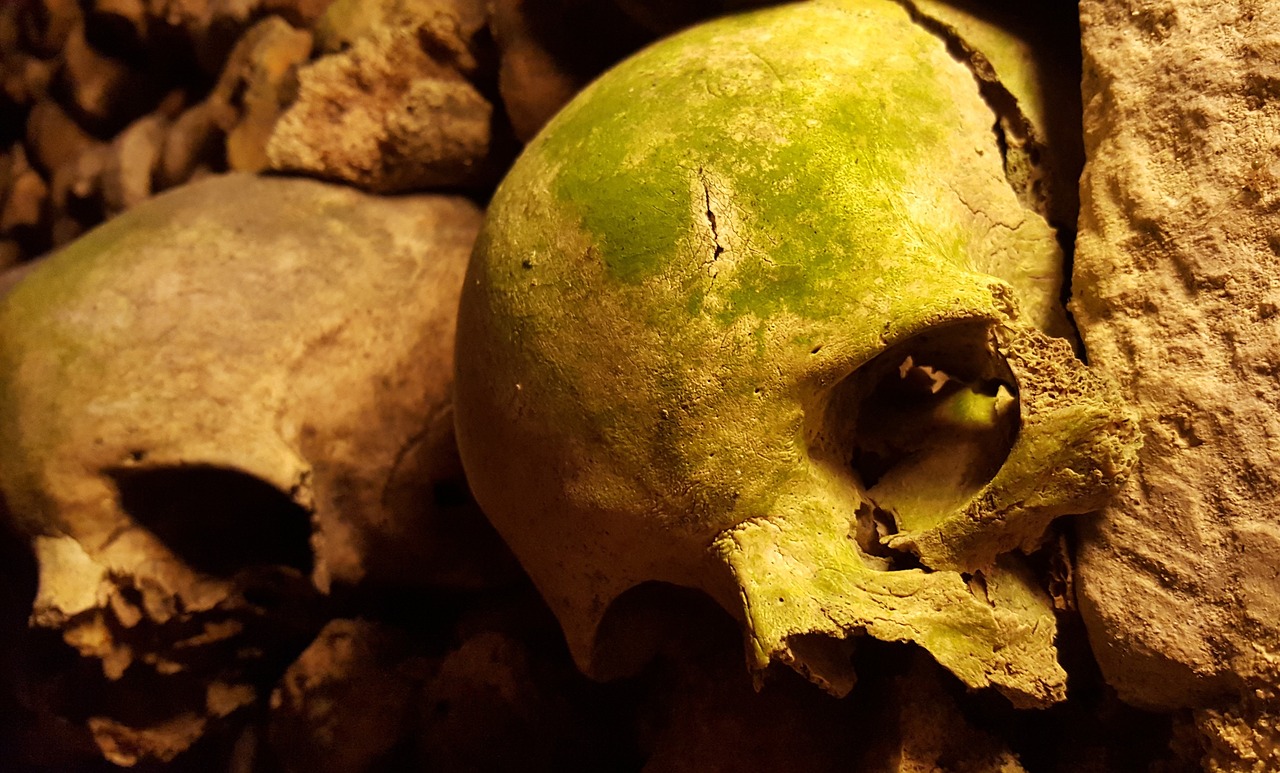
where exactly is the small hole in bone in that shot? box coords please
[961,571,993,606]
[850,502,924,571]
[110,466,314,577]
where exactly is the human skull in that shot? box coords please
[455,0,1139,708]
[0,173,498,764]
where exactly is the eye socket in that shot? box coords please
[109,465,314,577]
[825,321,1021,543]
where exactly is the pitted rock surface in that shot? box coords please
[266,0,496,193]
[1072,0,1280,755]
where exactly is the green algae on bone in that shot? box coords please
[716,493,1065,707]
[533,0,966,325]
[882,326,1142,570]
[456,0,1138,708]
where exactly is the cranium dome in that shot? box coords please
[455,0,1139,707]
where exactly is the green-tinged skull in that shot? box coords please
[455,0,1138,707]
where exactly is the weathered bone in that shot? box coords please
[455,0,1139,708]
[0,172,498,764]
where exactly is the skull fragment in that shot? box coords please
[455,0,1139,707]
[0,173,503,764]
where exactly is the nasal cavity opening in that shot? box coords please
[845,322,1020,534]
[110,465,314,577]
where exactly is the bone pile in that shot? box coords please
[0,0,673,271]
[1,0,1275,771]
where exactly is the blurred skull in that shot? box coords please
[0,173,504,764]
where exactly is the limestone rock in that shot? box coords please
[1195,683,1280,773]
[220,18,313,173]
[267,20,492,193]
[313,0,488,73]
[1072,0,1280,723]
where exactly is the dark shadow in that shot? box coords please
[593,581,739,683]
[110,465,313,577]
